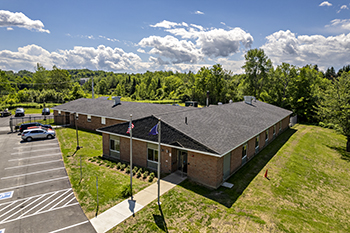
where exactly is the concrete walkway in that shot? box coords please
[90,172,187,233]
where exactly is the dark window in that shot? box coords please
[255,136,259,148]
[242,144,247,158]
[148,148,159,162]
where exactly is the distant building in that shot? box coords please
[52,97,291,188]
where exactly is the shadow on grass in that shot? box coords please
[153,205,168,232]
[327,145,350,162]
[179,128,297,208]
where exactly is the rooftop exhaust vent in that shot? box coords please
[244,96,256,105]
[112,96,121,106]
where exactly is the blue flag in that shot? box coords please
[148,123,158,135]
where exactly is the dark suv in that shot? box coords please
[19,122,53,132]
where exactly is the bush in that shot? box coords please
[150,172,155,179]
[110,164,115,169]
[121,164,126,171]
[116,163,120,169]
[125,167,130,174]
[133,166,138,174]
[136,171,142,178]
[148,176,154,182]
[138,168,143,173]
[143,171,149,179]
[121,185,131,198]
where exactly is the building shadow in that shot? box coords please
[178,127,297,208]
[327,145,350,162]
[153,205,168,232]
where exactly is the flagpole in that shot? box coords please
[157,118,161,205]
[130,114,133,200]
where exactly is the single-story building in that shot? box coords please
[52,97,291,189]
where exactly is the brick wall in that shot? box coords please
[282,116,290,130]
[102,133,110,156]
[247,137,255,159]
[230,146,242,174]
[161,146,173,174]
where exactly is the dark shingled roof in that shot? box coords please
[98,116,218,154]
[51,98,191,121]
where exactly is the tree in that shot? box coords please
[70,83,86,99]
[242,49,272,99]
[33,63,48,91]
[49,66,71,91]
[318,72,350,151]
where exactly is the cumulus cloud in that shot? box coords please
[337,5,349,13]
[150,20,187,29]
[139,35,202,64]
[319,1,332,7]
[143,20,253,65]
[194,11,204,15]
[261,30,350,70]
[0,44,150,72]
[0,10,50,33]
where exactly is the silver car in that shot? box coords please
[21,128,55,142]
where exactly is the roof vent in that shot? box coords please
[229,100,233,104]
[112,96,121,106]
[244,96,255,105]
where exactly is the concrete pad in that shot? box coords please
[222,182,234,188]
[110,199,144,217]
[133,191,157,206]
[90,209,126,233]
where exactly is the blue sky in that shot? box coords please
[1,0,350,73]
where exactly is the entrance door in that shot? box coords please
[223,153,231,180]
[65,112,70,125]
[177,150,187,173]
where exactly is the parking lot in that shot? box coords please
[0,116,96,232]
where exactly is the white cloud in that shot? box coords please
[220,22,226,26]
[137,48,146,53]
[326,19,350,31]
[194,11,204,15]
[319,1,332,7]
[7,27,13,31]
[337,5,349,13]
[0,44,150,72]
[261,30,350,70]
[0,10,50,33]
[139,35,203,64]
[150,20,182,29]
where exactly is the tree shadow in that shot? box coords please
[179,128,297,208]
[153,205,168,232]
[327,145,350,162]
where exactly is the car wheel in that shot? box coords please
[26,137,32,142]
[47,135,53,139]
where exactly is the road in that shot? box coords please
[0,116,96,233]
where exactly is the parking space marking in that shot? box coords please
[5,160,62,170]
[8,153,62,162]
[11,148,59,155]
[49,221,89,233]
[0,192,13,200]
[0,189,79,225]
[13,143,59,149]
[62,197,76,207]
[1,167,65,180]
[0,228,5,233]
[0,176,68,192]
[0,188,71,207]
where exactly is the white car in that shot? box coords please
[15,108,25,117]
[21,128,55,142]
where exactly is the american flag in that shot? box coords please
[126,122,134,134]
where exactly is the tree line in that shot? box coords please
[0,48,349,150]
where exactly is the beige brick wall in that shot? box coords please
[230,146,242,174]
[247,137,255,159]
[282,116,290,130]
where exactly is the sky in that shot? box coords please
[1,0,350,74]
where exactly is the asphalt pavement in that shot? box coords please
[0,116,96,233]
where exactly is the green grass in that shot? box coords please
[110,124,350,232]
[55,127,153,219]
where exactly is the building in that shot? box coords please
[52,97,292,189]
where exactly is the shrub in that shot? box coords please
[136,171,142,178]
[143,171,149,179]
[116,163,120,169]
[125,167,130,174]
[121,185,131,198]
[150,172,155,179]
[133,166,138,174]
[121,164,126,171]
[110,164,115,169]
[138,168,143,173]
[148,176,154,182]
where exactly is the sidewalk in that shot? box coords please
[90,172,187,233]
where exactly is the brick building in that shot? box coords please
[53,97,291,189]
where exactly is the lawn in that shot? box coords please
[111,124,350,232]
[55,127,154,219]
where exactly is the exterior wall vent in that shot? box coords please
[112,96,121,105]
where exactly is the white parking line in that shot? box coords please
[8,153,62,161]
[5,160,62,169]
[11,148,60,155]
[0,197,34,219]
[62,197,76,207]
[1,167,65,179]
[17,192,58,218]
[49,192,73,210]
[35,189,71,214]
[13,143,59,149]
[0,177,69,192]
[49,221,89,233]
[0,188,72,207]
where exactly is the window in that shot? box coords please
[255,135,259,149]
[273,125,276,136]
[87,115,91,122]
[58,110,61,116]
[110,138,120,152]
[75,113,78,120]
[265,130,269,142]
[148,146,159,162]
[101,117,106,125]
[147,143,159,170]
[242,143,247,158]
[279,121,282,132]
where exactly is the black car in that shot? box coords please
[19,122,53,132]
[42,108,50,115]
[1,109,11,117]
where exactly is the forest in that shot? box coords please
[1,48,350,147]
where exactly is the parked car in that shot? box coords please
[19,122,53,132]
[42,108,50,115]
[15,108,25,117]
[1,109,11,117]
[21,128,55,142]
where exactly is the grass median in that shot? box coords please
[55,127,153,219]
[111,124,350,232]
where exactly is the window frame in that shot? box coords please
[242,143,247,159]
[109,137,120,153]
[58,110,61,116]
[265,129,269,142]
[75,113,79,120]
[255,135,259,149]
[87,115,91,122]
[147,143,159,163]
[101,117,106,125]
